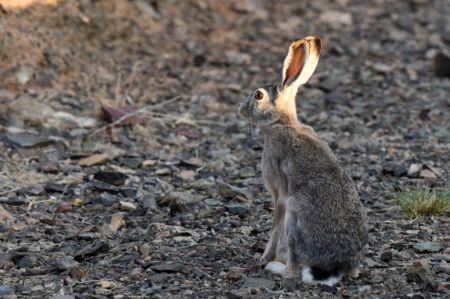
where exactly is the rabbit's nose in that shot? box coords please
[237,103,249,118]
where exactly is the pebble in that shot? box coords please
[151,262,183,273]
[17,255,37,268]
[413,242,443,253]
[381,251,393,263]
[406,260,429,283]
[239,167,255,178]
[55,257,79,270]
[49,296,76,299]
[382,161,407,177]
[119,201,137,211]
[142,195,158,211]
[225,203,250,216]
[0,285,12,296]
[407,163,422,178]
[242,277,274,289]
[91,192,119,206]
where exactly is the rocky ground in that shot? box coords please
[0,0,449,298]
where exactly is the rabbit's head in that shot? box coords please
[238,36,321,127]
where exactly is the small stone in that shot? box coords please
[119,201,137,211]
[370,274,384,284]
[434,260,450,274]
[282,278,297,291]
[149,273,171,283]
[99,280,116,289]
[142,159,157,167]
[225,289,251,299]
[434,52,450,78]
[225,203,250,216]
[138,243,151,258]
[382,161,406,177]
[319,10,352,25]
[413,242,443,253]
[92,192,119,206]
[0,285,13,296]
[55,257,79,270]
[177,170,196,182]
[4,133,54,148]
[225,51,252,64]
[364,258,379,268]
[187,179,215,191]
[205,159,225,172]
[381,251,393,263]
[239,167,255,178]
[99,213,125,237]
[407,163,422,178]
[242,277,274,289]
[44,182,66,193]
[319,283,338,294]
[419,169,437,181]
[406,260,429,283]
[17,255,36,268]
[49,296,76,299]
[151,262,183,273]
[16,66,33,85]
[421,279,437,292]
[79,153,110,166]
[218,183,252,200]
[93,171,128,186]
[227,266,246,280]
[142,195,157,211]
[181,157,203,167]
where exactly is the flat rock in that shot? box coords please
[55,257,79,270]
[49,295,76,299]
[2,132,54,148]
[151,262,183,273]
[93,171,128,186]
[413,242,444,253]
[225,203,250,216]
[406,260,430,283]
[242,277,274,289]
[0,285,13,296]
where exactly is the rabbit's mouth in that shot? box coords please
[237,103,250,119]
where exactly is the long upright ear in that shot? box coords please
[276,36,321,124]
[281,36,321,89]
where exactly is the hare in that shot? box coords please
[237,36,367,286]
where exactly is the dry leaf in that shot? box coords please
[142,159,157,167]
[99,213,125,237]
[119,201,137,211]
[0,205,14,222]
[177,170,196,182]
[100,105,142,125]
[99,280,116,289]
[79,153,109,166]
[109,214,125,232]
[73,198,83,206]
[56,201,73,213]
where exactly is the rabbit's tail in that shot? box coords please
[301,266,343,286]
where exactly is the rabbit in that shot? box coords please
[237,36,368,286]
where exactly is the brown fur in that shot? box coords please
[238,36,367,284]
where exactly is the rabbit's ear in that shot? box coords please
[281,36,321,89]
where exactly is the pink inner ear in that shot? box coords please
[284,44,306,86]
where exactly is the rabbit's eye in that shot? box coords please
[254,90,264,100]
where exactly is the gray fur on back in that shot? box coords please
[261,123,368,272]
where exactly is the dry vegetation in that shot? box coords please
[396,187,450,219]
